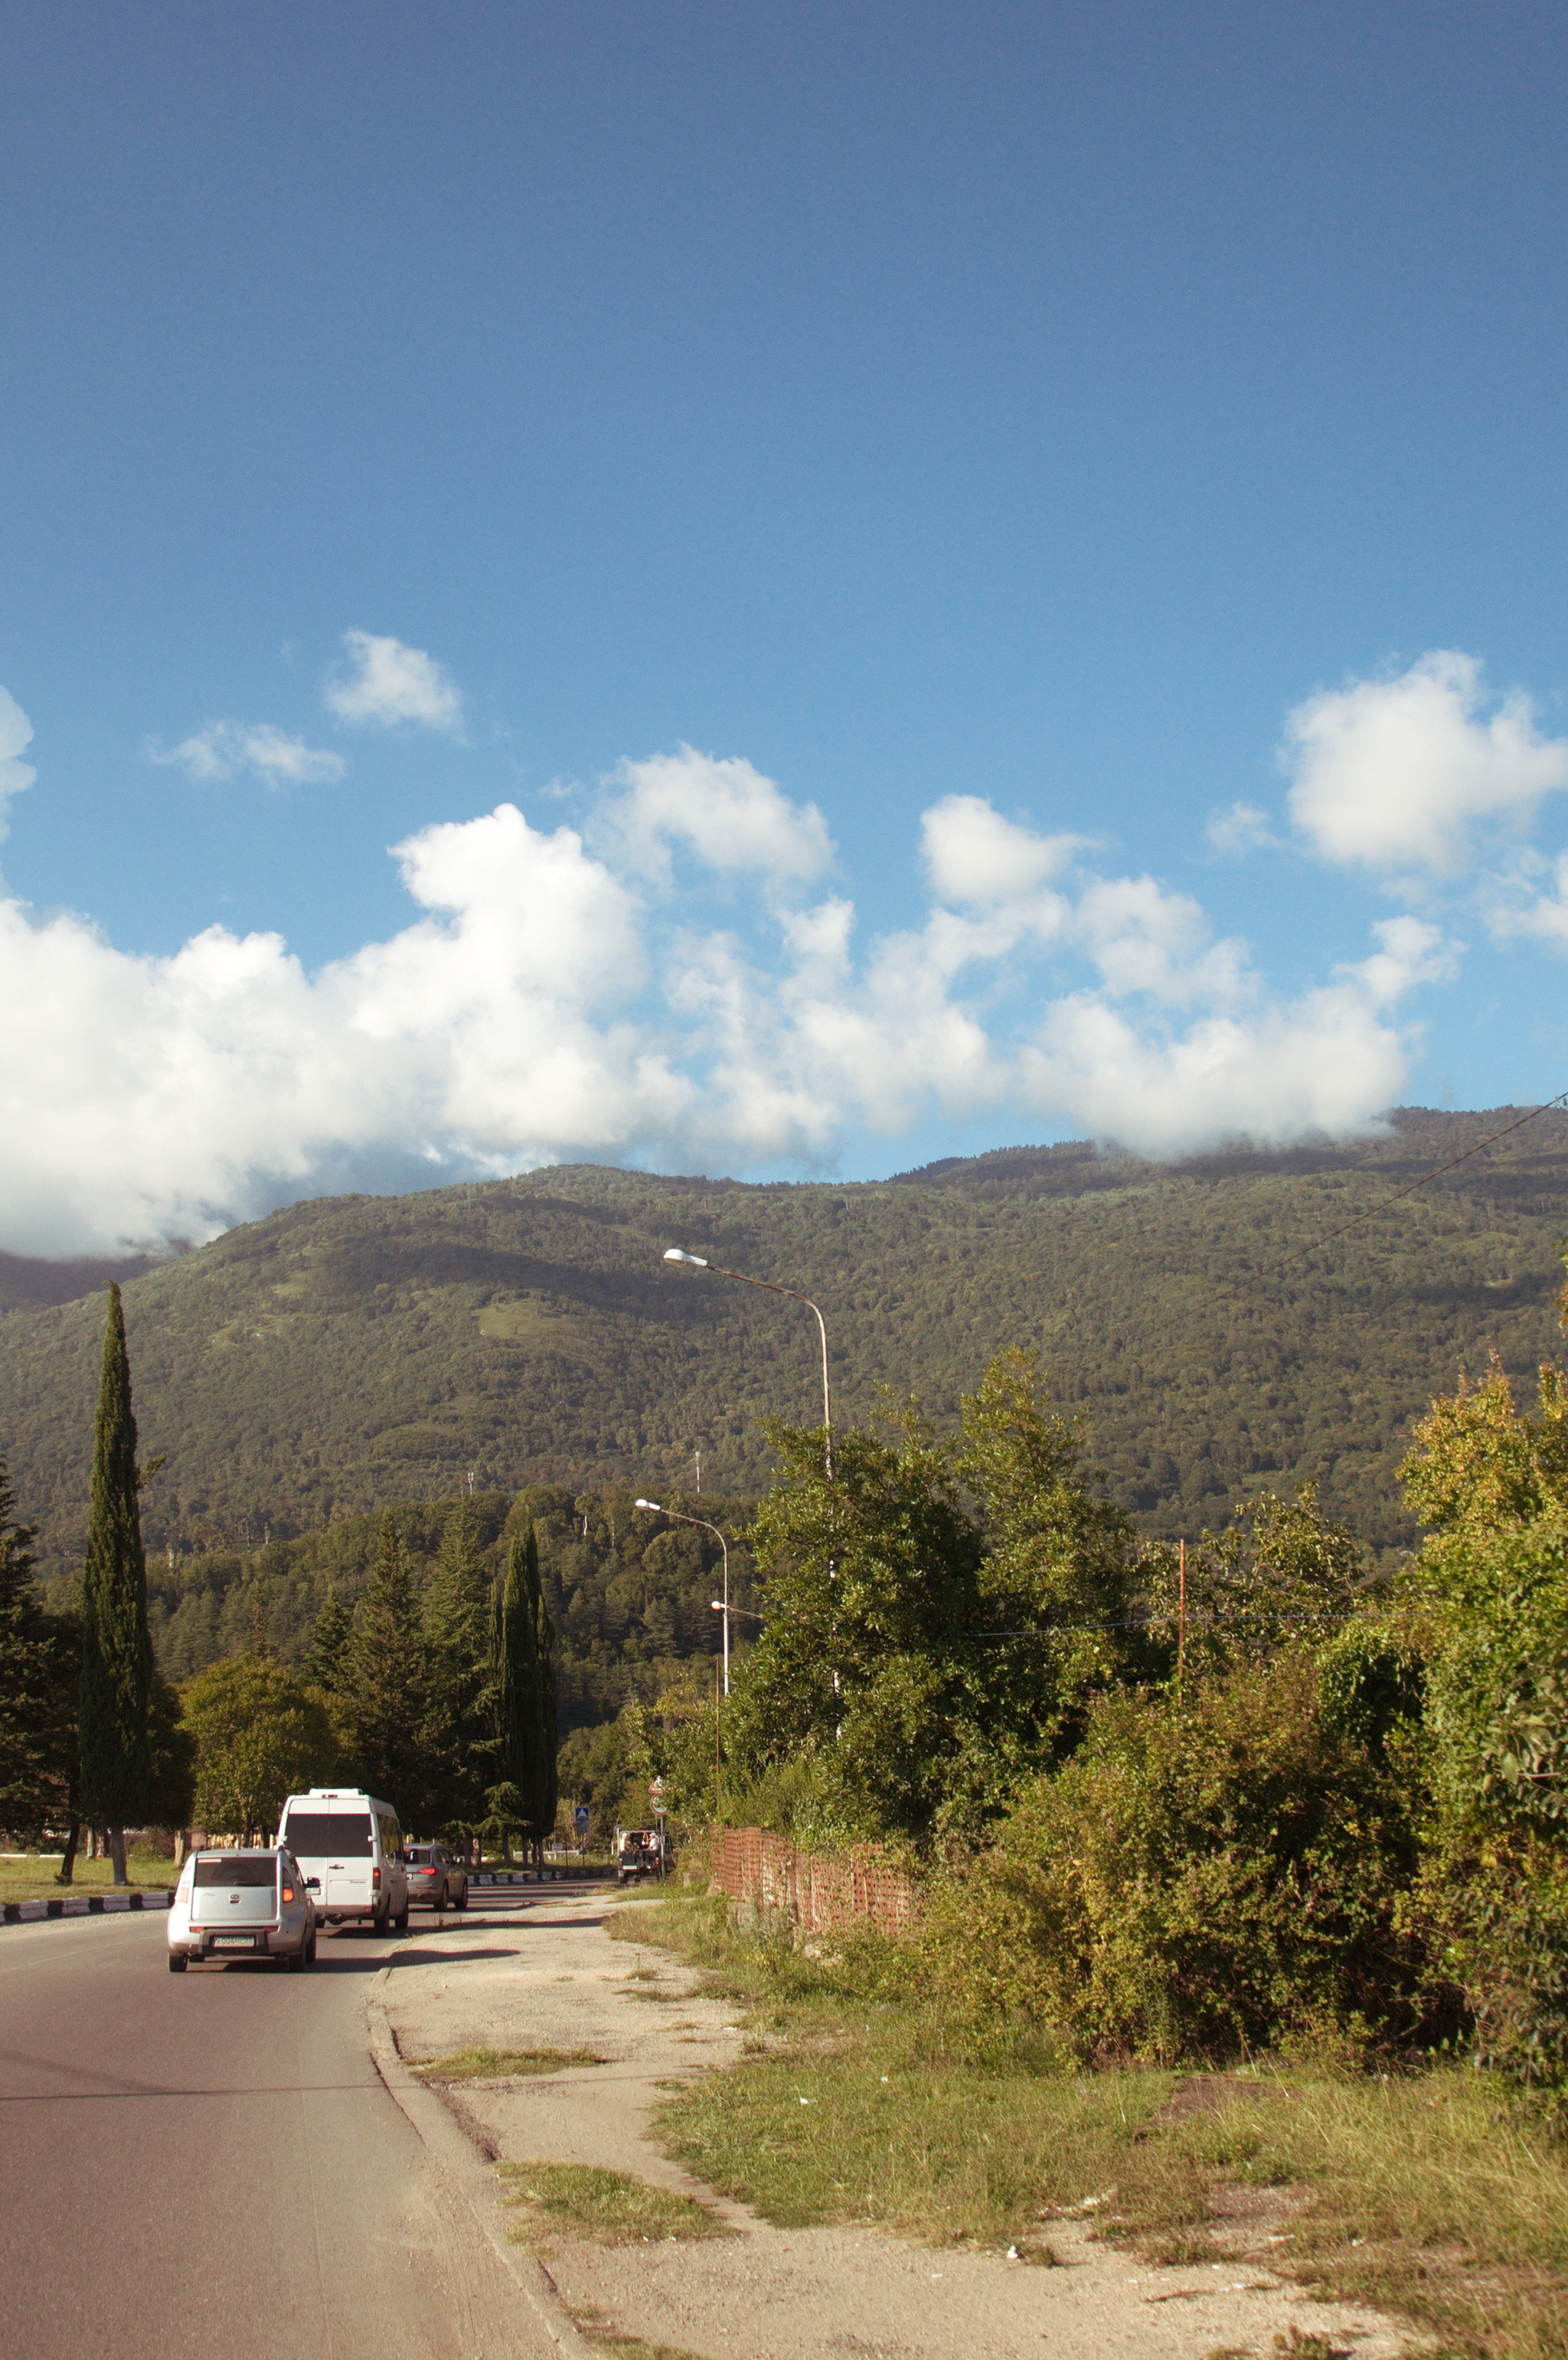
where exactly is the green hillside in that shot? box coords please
[4,1108,1567,1587]
[136,1486,758,1731]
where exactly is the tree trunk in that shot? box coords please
[109,1826,128,1884]
[56,1819,80,1885]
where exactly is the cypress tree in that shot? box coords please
[494,1525,558,1862]
[79,1286,153,1882]
[425,1497,498,1843]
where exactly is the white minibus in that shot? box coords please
[276,1788,410,1933]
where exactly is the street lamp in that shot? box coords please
[635,1498,733,1695]
[662,1248,833,1477]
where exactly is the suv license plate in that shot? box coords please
[211,1935,258,1950]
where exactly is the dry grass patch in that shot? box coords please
[570,2315,712,2360]
[495,2162,730,2245]
[412,2045,605,2081]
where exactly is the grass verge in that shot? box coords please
[0,1849,175,1904]
[411,2045,606,2082]
[619,1891,1568,2360]
[495,2161,730,2246]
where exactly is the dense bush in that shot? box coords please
[914,1650,1442,2063]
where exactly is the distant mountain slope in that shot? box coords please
[4,1107,1567,1577]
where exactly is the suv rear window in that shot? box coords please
[194,1857,277,1888]
[280,1812,373,1857]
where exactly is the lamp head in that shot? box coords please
[635,1497,662,1512]
[663,1247,709,1267]
[710,1600,725,1612]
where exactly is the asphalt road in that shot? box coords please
[0,1899,574,2360]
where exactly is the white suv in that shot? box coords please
[276,1789,410,1933]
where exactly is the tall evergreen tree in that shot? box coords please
[494,1525,558,1859]
[79,1286,153,1882]
[424,1498,498,1844]
[341,1512,439,1829]
[303,1586,353,1695]
[0,1455,77,1848]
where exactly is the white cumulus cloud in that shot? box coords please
[1205,800,1280,858]
[325,630,464,731]
[149,721,347,786]
[606,745,834,892]
[0,685,38,844]
[0,711,1469,1255]
[1283,651,1568,877]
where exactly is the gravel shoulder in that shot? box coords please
[376,1887,1423,2360]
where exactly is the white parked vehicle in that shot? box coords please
[167,1846,315,1971]
[275,1789,410,1933]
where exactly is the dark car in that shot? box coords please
[401,1842,469,1911]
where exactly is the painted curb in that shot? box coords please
[2,1890,173,1926]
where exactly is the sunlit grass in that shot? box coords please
[0,1848,175,1903]
[627,1892,1568,2359]
[495,2161,730,2245]
[411,2045,606,2081]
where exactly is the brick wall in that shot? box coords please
[709,1825,917,1939]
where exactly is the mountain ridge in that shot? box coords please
[4,1106,1566,1580]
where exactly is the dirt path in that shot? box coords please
[377,1888,1419,2360]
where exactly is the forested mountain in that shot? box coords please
[3,1109,1567,1590]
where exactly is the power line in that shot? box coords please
[1289,1093,1568,1269]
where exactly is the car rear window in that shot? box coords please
[194,1856,277,1888]
[280,1812,373,1857]
[407,1846,434,1862]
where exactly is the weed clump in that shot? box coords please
[496,2162,730,2244]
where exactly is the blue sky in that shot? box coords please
[5,4,1568,1252]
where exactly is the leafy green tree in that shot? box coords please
[1139,1482,1370,1685]
[181,1654,338,1840]
[424,1497,499,1842]
[725,1409,985,1844]
[955,1348,1140,1812]
[340,1512,439,1828]
[145,1677,198,1832]
[727,1353,1145,1843]
[493,1525,558,1854]
[79,1286,153,1882]
[1399,1355,1568,1538]
[557,1715,639,1840]
[1393,1343,1568,2089]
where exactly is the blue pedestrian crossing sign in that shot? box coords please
[574,1806,590,1834]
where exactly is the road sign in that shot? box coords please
[648,1777,665,1799]
[573,1806,590,1834]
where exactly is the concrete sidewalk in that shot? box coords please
[374,1888,1421,2360]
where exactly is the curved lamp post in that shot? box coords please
[635,1498,733,1695]
[662,1248,833,1478]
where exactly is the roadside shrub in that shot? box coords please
[1402,1509,1568,2090]
[916,1649,1442,2064]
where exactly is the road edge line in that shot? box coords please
[365,1966,597,2358]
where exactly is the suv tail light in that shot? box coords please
[372,1866,381,1889]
